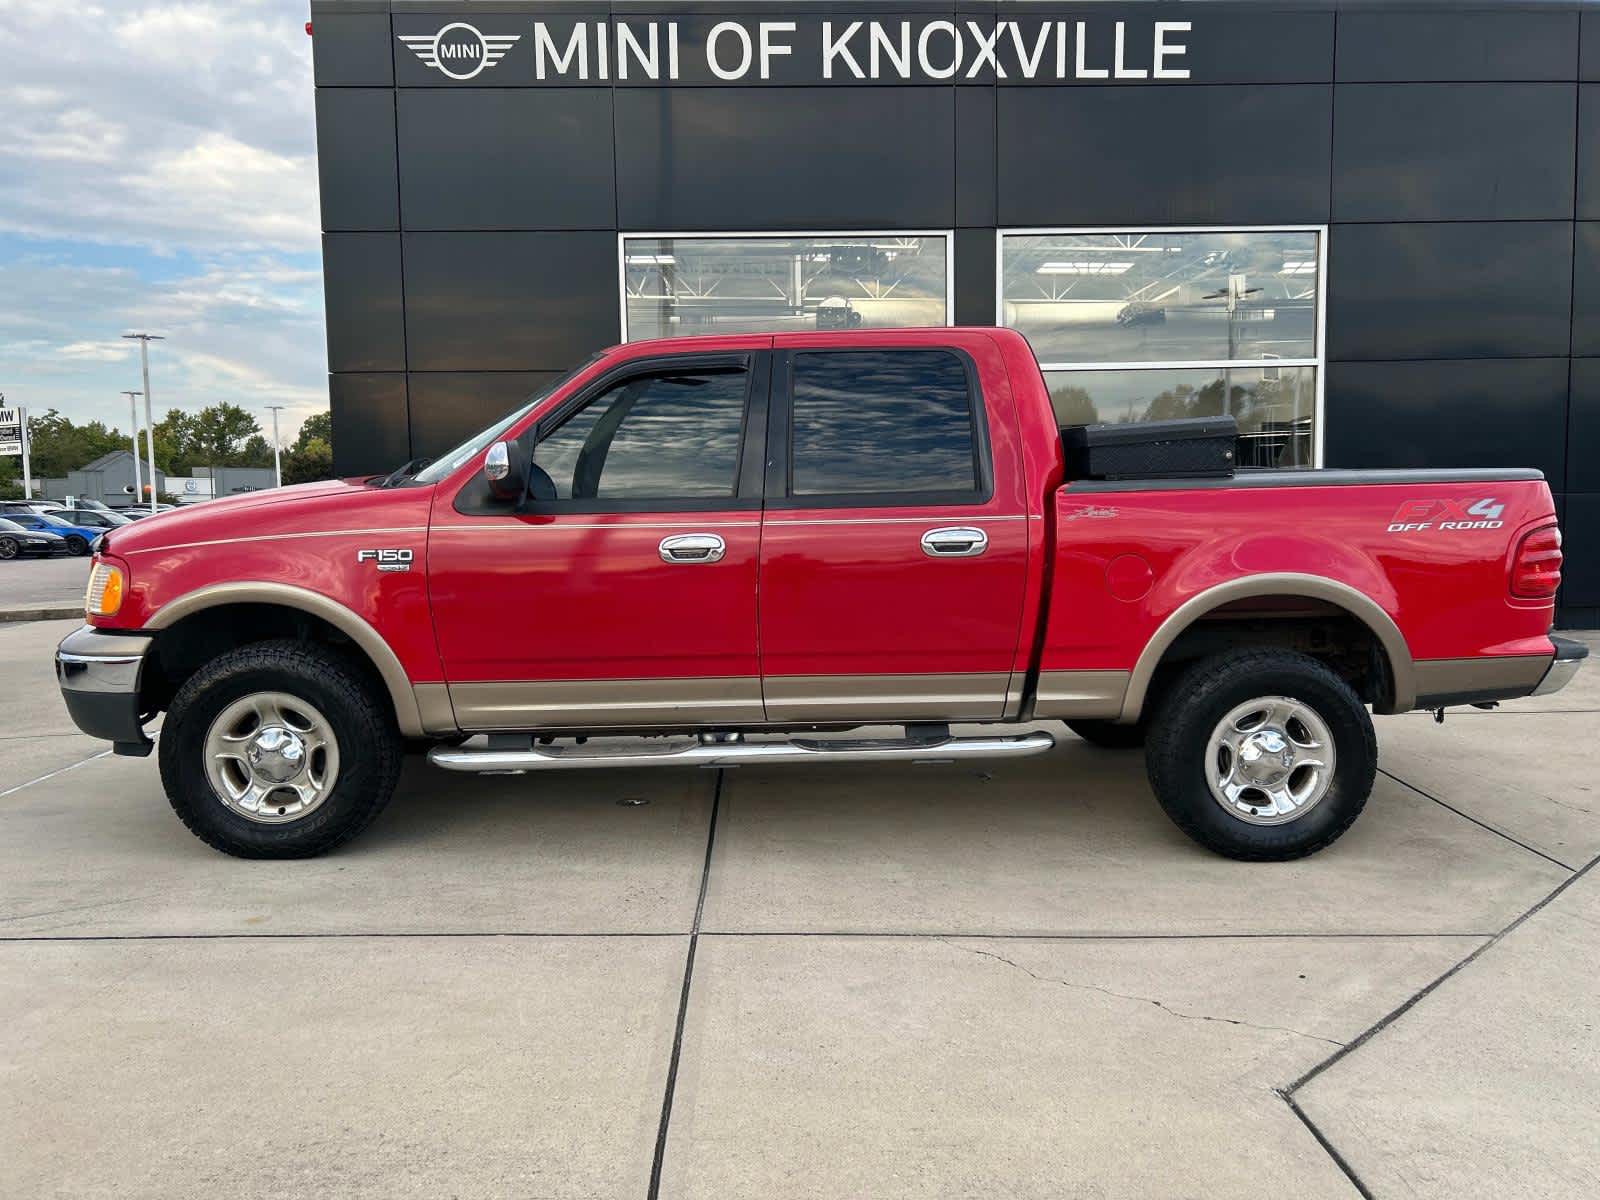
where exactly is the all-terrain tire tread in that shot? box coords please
[1144,649,1376,861]
[158,639,402,859]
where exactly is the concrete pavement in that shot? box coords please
[0,617,1596,1198]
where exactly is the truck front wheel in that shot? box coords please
[1144,650,1376,861]
[159,640,403,858]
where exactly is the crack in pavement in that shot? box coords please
[939,937,1346,1048]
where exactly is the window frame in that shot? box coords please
[995,225,1329,468]
[519,351,770,515]
[764,346,995,511]
[617,230,957,343]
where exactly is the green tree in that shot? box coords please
[151,409,199,475]
[241,433,274,468]
[23,409,126,478]
[294,411,332,449]
[282,436,333,485]
[278,409,335,485]
[187,403,262,468]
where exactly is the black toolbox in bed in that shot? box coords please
[1061,416,1237,481]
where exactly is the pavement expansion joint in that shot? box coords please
[936,936,1346,1048]
[1277,852,1600,1196]
[1376,766,1578,871]
[0,749,113,800]
[647,767,723,1200]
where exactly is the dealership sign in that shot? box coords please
[395,16,1194,85]
[0,407,23,457]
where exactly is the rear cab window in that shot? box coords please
[774,347,992,507]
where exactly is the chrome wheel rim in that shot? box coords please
[0,539,15,559]
[203,692,340,824]
[1205,695,1335,826]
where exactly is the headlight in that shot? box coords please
[85,561,125,617]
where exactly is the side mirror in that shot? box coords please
[483,439,530,502]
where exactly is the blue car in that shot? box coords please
[4,511,103,556]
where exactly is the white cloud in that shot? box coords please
[0,1,328,443]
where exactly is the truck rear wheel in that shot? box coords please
[1144,650,1376,861]
[159,640,403,858]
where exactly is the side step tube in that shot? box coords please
[428,731,1056,773]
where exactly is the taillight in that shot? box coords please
[1511,524,1562,599]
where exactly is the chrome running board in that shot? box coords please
[428,730,1056,774]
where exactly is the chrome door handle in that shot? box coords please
[659,533,727,564]
[921,526,988,558]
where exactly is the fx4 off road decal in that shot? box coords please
[357,548,414,573]
[1386,498,1505,533]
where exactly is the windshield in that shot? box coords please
[0,518,23,532]
[412,356,601,485]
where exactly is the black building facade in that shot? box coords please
[311,0,1600,625]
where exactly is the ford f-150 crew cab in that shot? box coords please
[55,328,1587,861]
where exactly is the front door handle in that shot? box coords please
[921,526,989,558]
[659,533,727,564]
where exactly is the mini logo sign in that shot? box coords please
[398,22,521,81]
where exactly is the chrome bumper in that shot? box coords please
[1532,635,1589,697]
[55,625,156,756]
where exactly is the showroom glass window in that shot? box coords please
[998,229,1325,467]
[620,234,951,341]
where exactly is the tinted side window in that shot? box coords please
[789,350,980,497]
[537,368,747,501]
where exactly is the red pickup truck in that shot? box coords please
[56,328,1585,861]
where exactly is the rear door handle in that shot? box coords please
[921,526,988,558]
[659,533,727,564]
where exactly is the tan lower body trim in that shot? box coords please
[762,673,1009,722]
[1412,655,1550,706]
[449,677,764,730]
[413,683,458,735]
[1032,670,1131,719]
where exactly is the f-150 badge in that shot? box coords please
[357,548,414,572]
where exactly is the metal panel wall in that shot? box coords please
[311,0,1598,620]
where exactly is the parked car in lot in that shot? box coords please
[120,504,178,520]
[0,500,69,516]
[0,517,70,559]
[59,508,135,532]
[56,328,1585,861]
[5,511,102,556]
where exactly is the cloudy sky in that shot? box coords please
[0,1,324,443]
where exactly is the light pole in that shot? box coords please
[265,405,285,488]
[121,391,143,509]
[122,333,163,513]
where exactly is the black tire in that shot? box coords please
[1144,649,1376,861]
[159,640,403,858]
[0,536,16,560]
[65,534,89,556]
[1065,718,1146,750]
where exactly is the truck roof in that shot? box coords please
[602,326,1034,358]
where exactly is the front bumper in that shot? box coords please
[55,625,156,757]
[1532,635,1589,697]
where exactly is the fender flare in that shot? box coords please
[145,582,427,737]
[1120,572,1415,722]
